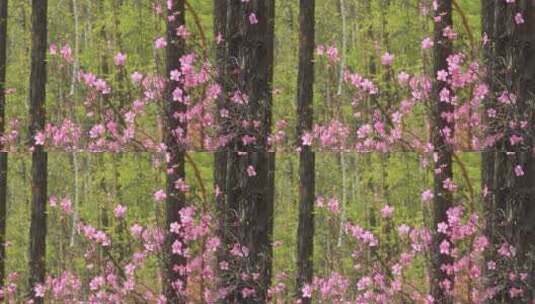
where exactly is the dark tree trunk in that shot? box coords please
[483,1,535,302]
[213,0,230,294]
[163,0,187,302]
[295,0,315,302]
[0,0,7,289]
[430,1,454,303]
[215,1,276,303]
[28,1,48,303]
[481,3,507,301]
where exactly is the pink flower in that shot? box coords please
[509,287,524,298]
[60,44,73,63]
[230,243,249,257]
[216,32,224,45]
[397,224,410,235]
[241,287,256,299]
[131,71,143,84]
[421,189,434,203]
[302,284,312,298]
[327,198,340,214]
[154,37,167,49]
[247,165,256,177]
[114,204,127,218]
[153,190,167,202]
[514,165,524,177]
[174,178,190,192]
[34,283,45,298]
[436,69,448,81]
[381,52,394,66]
[381,204,394,218]
[515,13,524,25]
[248,13,259,25]
[219,260,229,270]
[301,133,313,146]
[60,197,73,214]
[114,52,127,66]
[398,71,410,84]
[442,178,457,192]
[48,196,58,207]
[498,243,515,257]
[421,37,434,49]
[439,240,450,255]
[34,132,46,145]
[437,222,448,234]
[176,25,190,38]
[130,224,143,237]
[49,43,57,55]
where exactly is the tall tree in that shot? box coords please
[215,0,276,302]
[295,0,315,302]
[163,0,187,302]
[430,1,454,303]
[0,0,7,289]
[213,0,230,292]
[482,1,535,302]
[28,0,48,302]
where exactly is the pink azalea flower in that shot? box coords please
[34,132,46,145]
[421,37,434,49]
[515,13,524,25]
[421,189,434,203]
[154,37,167,49]
[34,284,45,298]
[381,52,394,66]
[249,13,259,25]
[302,284,312,298]
[114,52,127,66]
[131,71,143,84]
[153,190,167,202]
[247,165,256,177]
[114,204,127,218]
[381,204,394,218]
[514,165,524,177]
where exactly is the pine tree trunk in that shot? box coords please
[164,0,187,302]
[28,1,48,302]
[214,0,229,289]
[215,0,276,302]
[481,3,506,300]
[483,1,535,302]
[430,1,454,303]
[296,0,315,301]
[0,0,7,289]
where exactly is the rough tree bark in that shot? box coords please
[481,3,505,301]
[164,0,187,302]
[430,1,454,303]
[213,0,229,281]
[482,1,535,302]
[28,0,48,303]
[295,0,315,302]
[215,1,276,302]
[0,0,7,289]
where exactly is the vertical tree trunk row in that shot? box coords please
[0,0,8,289]
[214,1,276,303]
[28,1,48,303]
[482,1,535,302]
[295,0,315,302]
[431,1,454,303]
[213,0,230,291]
[164,0,187,302]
